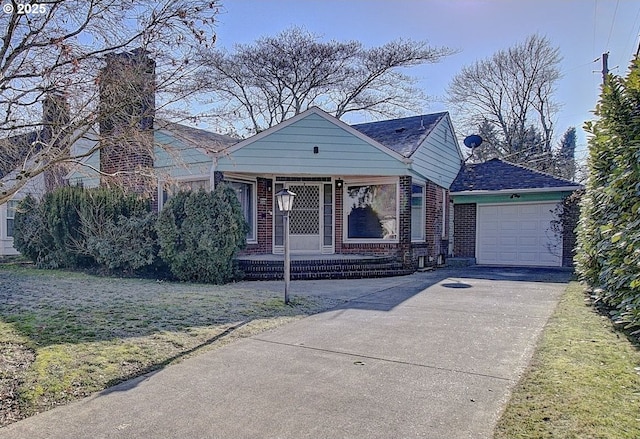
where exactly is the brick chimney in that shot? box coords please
[98,48,155,194]
[42,93,71,191]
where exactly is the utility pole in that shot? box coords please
[602,52,609,85]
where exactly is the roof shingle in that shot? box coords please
[351,113,447,158]
[450,158,581,192]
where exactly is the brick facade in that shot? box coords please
[453,203,476,258]
[425,181,449,264]
[235,174,450,271]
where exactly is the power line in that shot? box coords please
[622,4,640,60]
[605,0,620,50]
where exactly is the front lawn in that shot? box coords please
[0,266,342,426]
[494,282,640,438]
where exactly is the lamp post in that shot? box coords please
[275,188,296,304]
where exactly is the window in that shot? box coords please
[6,200,18,238]
[345,181,397,240]
[177,179,209,192]
[159,178,210,211]
[411,184,425,241]
[228,180,256,242]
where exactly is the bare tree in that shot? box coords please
[0,0,220,205]
[198,27,456,134]
[448,34,562,171]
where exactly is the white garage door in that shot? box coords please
[477,203,562,267]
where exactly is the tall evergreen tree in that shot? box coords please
[555,127,577,180]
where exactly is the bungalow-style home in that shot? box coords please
[212,108,461,278]
[450,158,582,267]
[63,102,462,279]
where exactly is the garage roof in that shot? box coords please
[450,158,581,192]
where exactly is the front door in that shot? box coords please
[288,184,321,252]
[274,182,323,253]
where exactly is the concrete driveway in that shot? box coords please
[0,266,572,439]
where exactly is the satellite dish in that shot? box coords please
[463,135,483,149]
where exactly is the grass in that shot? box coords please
[0,266,343,425]
[494,282,640,439]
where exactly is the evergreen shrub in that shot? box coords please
[576,58,640,333]
[156,184,248,283]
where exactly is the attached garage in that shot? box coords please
[476,202,561,267]
[450,159,582,268]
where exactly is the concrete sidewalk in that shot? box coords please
[0,267,572,439]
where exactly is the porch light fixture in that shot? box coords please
[276,188,296,212]
[335,179,343,189]
[275,188,296,304]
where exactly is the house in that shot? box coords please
[450,158,582,267]
[2,48,583,275]
[212,108,462,278]
[62,99,462,278]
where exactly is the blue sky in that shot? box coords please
[212,0,640,160]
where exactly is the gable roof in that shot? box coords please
[351,112,448,158]
[450,158,582,193]
[222,107,410,164]
[155,121,238,155]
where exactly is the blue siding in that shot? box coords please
[410,116,462,188]
[154,131,211,179]
[216,113,408,176]
[65,135,101,188]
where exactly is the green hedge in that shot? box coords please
[13,184,248,283]
[156,184,248,283]
[13,186,153,271]
[576,59,640,333]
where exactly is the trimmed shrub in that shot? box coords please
[84,212,160,272]
[76,187,155,272]
[41,185,91,267]
[12,186,156,273]
[156,184,248,283]
[12,194,56,267]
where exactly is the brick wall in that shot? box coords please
[398,176,412,269]
[237,176,452,273]
[424,181,449,264]
[453,203,476,258]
